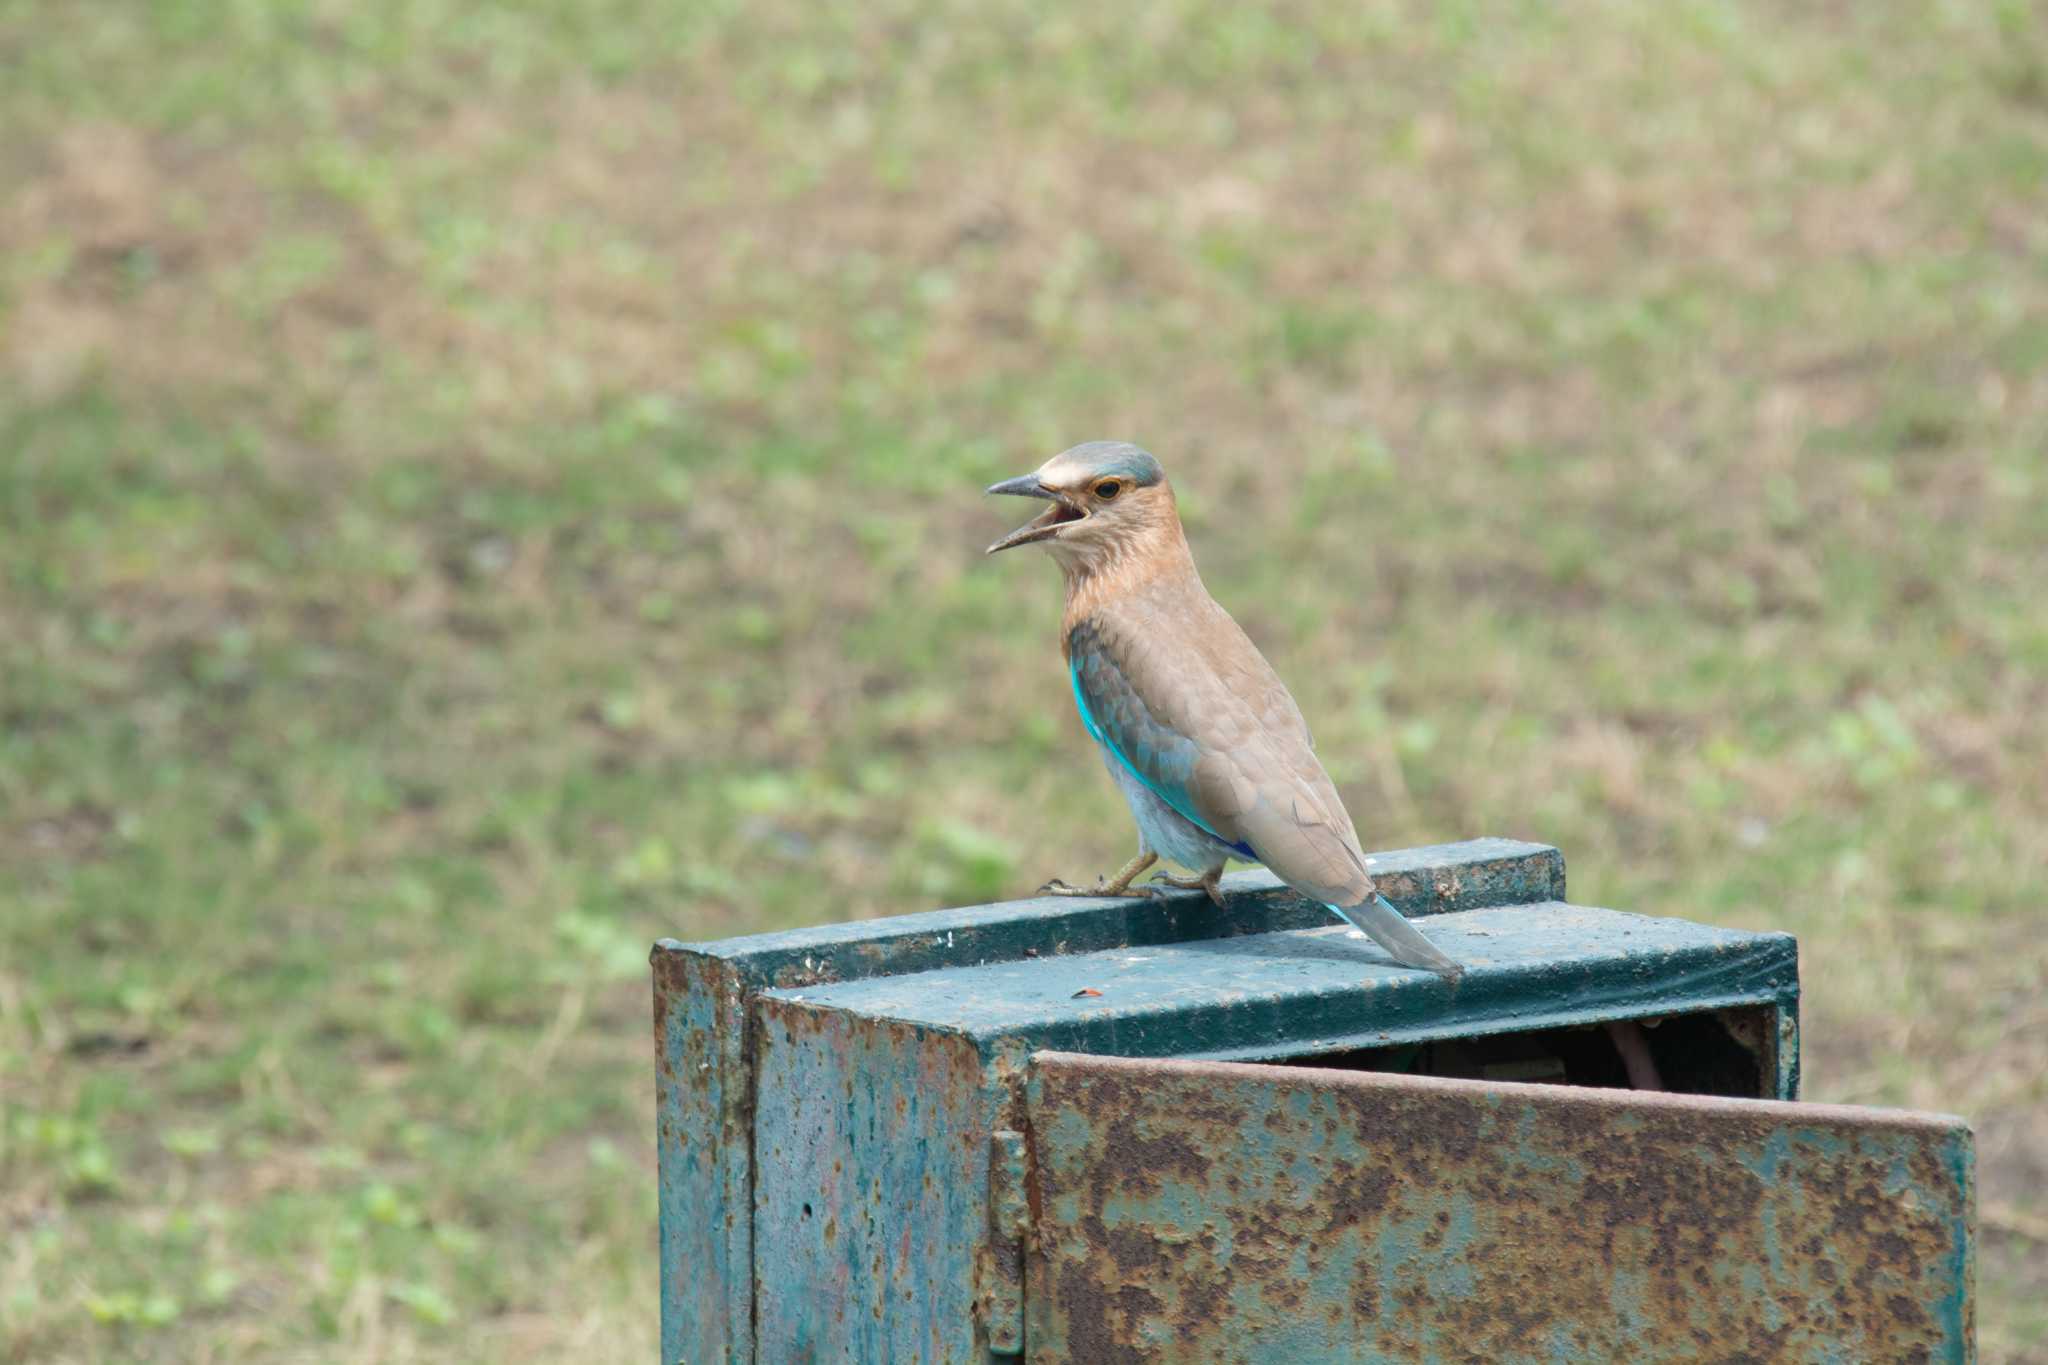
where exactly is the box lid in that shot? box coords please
[757,901,1799,1062]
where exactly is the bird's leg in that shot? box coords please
[1148,864,1228,908]
[1039,850,1159,899]
[1605,1019,1665,1090]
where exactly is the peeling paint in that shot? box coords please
[653,836,1969,1365]
[1024,1053,1973,1364]
[654,837,1567,1362]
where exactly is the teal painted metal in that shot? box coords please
[653,836,1566,1364]
[750,1009,987,1363]
[652,949,750,1363]
[985,1132,1028,1353]
[652,836,1978,1363]
[1023,1052,1975,1363]
[756,902,1799,1068]
[744,899,1802,1361]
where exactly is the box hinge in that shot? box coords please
[984,1129,1028,1355]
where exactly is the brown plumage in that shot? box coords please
[986,441,1461,979]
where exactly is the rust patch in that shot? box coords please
[1098,1221,1167,1276]
[1102,1116,1212,1193]
[1025,1052,1972,1363]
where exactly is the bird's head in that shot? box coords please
[984,441,1178,571]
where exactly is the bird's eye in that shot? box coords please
[1094,479,1122,500]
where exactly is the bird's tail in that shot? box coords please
[1327,894,1464,982]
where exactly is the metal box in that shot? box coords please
[652,838,1973,1364]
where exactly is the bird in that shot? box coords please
[985,441,1462,981]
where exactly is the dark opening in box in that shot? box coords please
[1273,1005,1775,1099]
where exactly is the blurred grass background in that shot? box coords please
[2,0,2045,1360]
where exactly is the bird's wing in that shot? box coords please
[1068,592,1374,904]
[1069,617,1257,860]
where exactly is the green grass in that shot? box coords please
[3,0,2046,1359]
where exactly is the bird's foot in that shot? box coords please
[1037,876,1161,900]
[1038,850,1160,899]
[1148,869,1228,908]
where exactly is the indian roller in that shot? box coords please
[985,441,1463,981]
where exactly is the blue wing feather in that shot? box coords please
[1068,645,1257,862]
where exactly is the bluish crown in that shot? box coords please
[1057,441,1164,487]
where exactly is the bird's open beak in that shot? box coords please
[985,475,1084,554]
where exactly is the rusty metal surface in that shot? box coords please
[654,836,1565,1362]
[651,947,751,1365]
[987,1131,1030,1354]
[741,902,1802,1364]
[1024,1052,1973,1364]
[671,837,1565,994]
[750,998,994,1364]
[757,902,1800,1076]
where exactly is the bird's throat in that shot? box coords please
[1058,522,1200,645]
